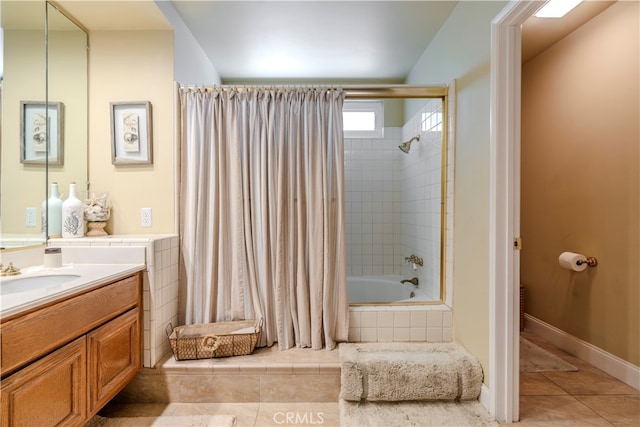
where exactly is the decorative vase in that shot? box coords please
[86,221,108,237]
[42,182,63,238]
[62,182,85,238]
[84,192,111,237]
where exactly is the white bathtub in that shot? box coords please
[347,275,429,304]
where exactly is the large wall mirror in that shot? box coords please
[1,0,88,250]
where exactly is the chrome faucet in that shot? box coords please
[1,262,21,276]
[400,277,419,286]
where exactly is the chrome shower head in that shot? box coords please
[398,135,420,154]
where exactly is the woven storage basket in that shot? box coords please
[166,319,261,361]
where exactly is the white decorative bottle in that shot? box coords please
[42,182,63,238]
[62,182,85,238]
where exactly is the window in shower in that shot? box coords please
[343,100,384,138]
[422,110,443,132]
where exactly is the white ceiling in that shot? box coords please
[56,0,615,82]
[169,1,457,82]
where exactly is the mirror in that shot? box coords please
[1,1,88,250]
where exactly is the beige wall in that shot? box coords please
[2,29,47,235]
[88,31,176,234]
[521,1,639,366]
[2,28,86,237]
[406,1,509,384]
[48,29,89,215]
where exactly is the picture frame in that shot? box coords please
[20,101,64,165]
[110,101,153,165]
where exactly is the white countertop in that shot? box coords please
[0,263,146,318]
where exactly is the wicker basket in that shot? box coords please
[166,319,261,361]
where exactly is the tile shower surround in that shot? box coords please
[344,98,450,301]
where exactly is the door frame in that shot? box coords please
[489,0,542,422]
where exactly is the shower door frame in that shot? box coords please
[343,85,451,306]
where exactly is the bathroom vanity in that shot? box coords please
[0,268,143,426]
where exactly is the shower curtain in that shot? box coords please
[179,86,349,350]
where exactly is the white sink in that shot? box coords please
[0,275,81,295]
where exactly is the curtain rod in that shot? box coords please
[179,84,447,99]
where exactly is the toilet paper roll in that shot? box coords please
[558,252,588,272]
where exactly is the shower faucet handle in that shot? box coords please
[404,255,423,266]
[400,277,419,286]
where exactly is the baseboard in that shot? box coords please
[478,383,490,413]
[524,314,640,390]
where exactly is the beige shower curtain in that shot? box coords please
[179,86,349,350]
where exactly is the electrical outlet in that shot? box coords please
[25,207,37,227]
[141,208,152,227]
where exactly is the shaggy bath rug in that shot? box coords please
[340,399,499,427]
[86,414,236,427]
[339,342,483,402]
[520,337,578,373]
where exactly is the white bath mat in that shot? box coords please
[520,337,578,373]
[339,342,483,402]
[340,399,499,427]
[86,414,236,427]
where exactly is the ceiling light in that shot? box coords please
[534,0,583,18]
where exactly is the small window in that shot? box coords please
[421,111,442,132]
[343,101,384,138]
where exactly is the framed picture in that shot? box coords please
[20,101,64,165]
[110,101,153,165]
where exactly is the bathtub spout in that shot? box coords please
[400,277,419,286]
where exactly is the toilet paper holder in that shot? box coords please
[577,257,598,267]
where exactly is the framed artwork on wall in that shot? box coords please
[20,101,64,165]
[110,101,153,165]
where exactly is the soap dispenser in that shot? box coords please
[62,182,85,238]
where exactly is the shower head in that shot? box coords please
[398,135,420,154]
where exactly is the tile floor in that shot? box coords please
[503,330,639,427]
[96,331,639,426]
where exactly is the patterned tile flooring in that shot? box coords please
[96,331,639,426]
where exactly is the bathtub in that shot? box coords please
[347,275,430,304]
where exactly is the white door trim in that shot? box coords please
[489,0,542,422]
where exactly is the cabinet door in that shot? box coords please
[87,308,141,415]
[1,337,87,427]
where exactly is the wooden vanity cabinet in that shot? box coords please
[87,308,140,415]
[0,337,87,427]
[0,272,142,427]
